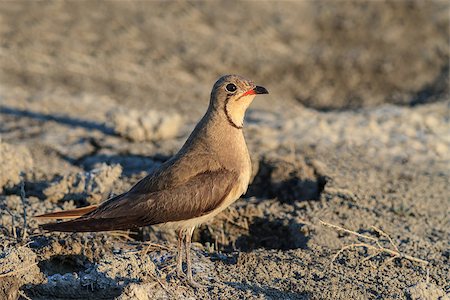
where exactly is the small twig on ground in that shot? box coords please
[319,219,429,267]
[371,225,400,253]
[141,241,171,256]
[19,291,32,300]
[319,220,378,243]
[108,230,134,241]
[19,175,28,242]
[381,256,397,268]
[142,241,171,251]
[0,262,38,278]
[160,263,176,274]
[4,206,17,239]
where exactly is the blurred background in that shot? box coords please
[0,1,448,115]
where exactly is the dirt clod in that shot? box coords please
[0,276,20,300]
[108,108,183,142]
[405,281,449,300]
[0,246,43,286]
[0,141,33,192]
[43,163,122,205]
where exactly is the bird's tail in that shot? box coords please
[35,193,134,232]
[38,217,122,232]
[35,205,101,232]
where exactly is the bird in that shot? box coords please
[35,74,268,286]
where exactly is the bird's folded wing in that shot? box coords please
[40,169,239,232]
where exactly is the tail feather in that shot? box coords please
[36,193,137,232]
[40,216,140,232]
[34,205,98,220]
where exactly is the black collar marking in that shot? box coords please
[224,95,243,130]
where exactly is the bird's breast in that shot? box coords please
[238,148,252,194]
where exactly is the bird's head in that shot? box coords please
[209,74,268,129]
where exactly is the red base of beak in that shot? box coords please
[242,90,257,97]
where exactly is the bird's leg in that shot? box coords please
[176,228,185,277]
[185,226,201,287]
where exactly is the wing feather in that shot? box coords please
[40,169,239,232]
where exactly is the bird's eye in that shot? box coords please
[225,83,237,93]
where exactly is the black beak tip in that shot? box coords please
[254,85,269,95]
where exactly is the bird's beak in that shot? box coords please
[253,85,269,95]
[242,85,269,97]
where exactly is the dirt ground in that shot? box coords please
[0,2,449,300]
